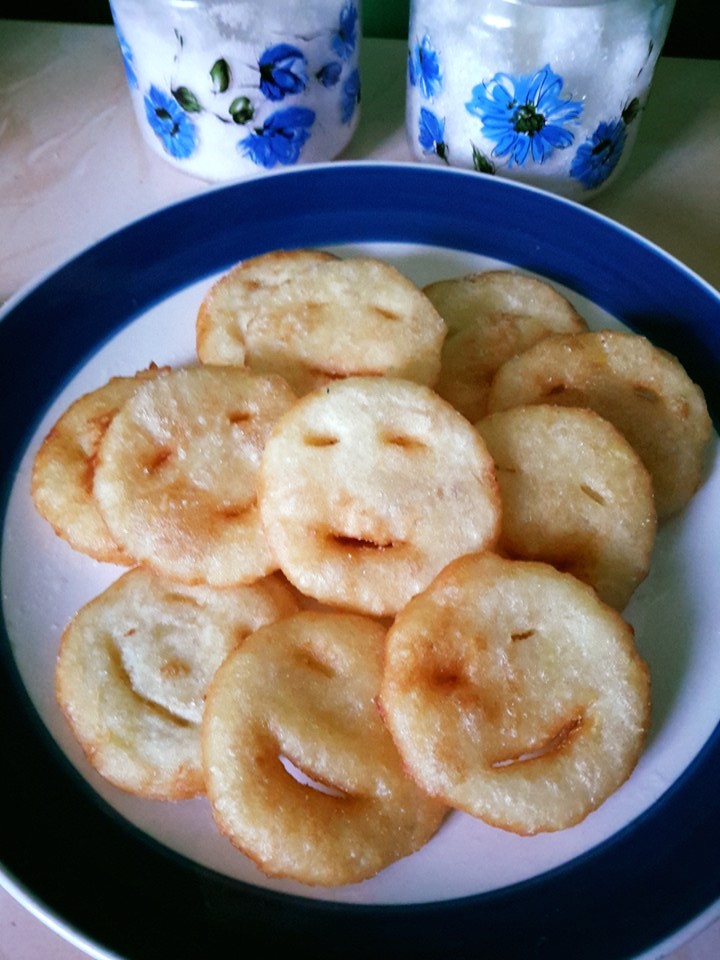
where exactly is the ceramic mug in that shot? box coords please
[406,0,676,200]
[111,0,361,182]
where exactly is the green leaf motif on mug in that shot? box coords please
[472,144,495,174]
[210,58,232,93]
[229,96,254,124]
[173,86,203,113]
[622,97,641,125]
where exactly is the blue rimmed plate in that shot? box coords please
[1,162,719,960]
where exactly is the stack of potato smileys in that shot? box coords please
[31,249,712,887]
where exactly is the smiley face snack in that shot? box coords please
[196,249,447,395]
[487,329,712,520]
[202,610,448,886]
[424,270,587,422]
[31,366,168,564]
[93,365,297,586]
[379,552,651,836]
[258,376,501,617]
[56,568,300,800]
[476,404,657,610]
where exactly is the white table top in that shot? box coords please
[0,18,719,960]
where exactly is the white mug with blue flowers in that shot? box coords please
[406,0,676,200]
[111,0,361,181]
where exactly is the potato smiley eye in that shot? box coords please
[214,501,254,521]
[633,384,660,403]
[142,446,174,474]
[544,383,568,397]
[228,409,253,425]
[380,432,428,450]
[291,647,336,678]
[303,433,339,447]
[579,483,606,505]
[371,305,402,321]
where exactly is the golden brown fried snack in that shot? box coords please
[93,365,297,586]
[476,404,657,609]
[202,610,447,885]
[56,568,299,800]
[258,376,501,617]
[197,248,447,394]
[487,329,712,519]
[31,366,167,563]
[379,552,651,836]
[424,270,586,422]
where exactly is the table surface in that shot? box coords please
[0,18,719,960]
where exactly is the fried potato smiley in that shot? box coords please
[476,404,657,609]
[56,567,299,800]
[31,366,167,564]
[379,552,651,836]
[197,248,447,395]
[487,329,712,520]
[424,270,586,422]
[202,611,447,886]
[93,365,297,586]
[258,376,501,617]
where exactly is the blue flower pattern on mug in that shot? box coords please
[408,33,442,100]
[258,44,308,102]
[240,106,316,168]
[405,41,636,190]
[315,2,358,93]
[570,118,628,189]
[116,2,360,171]
[408,33,446,161]
[341,68,361,124]
[466,65,583,167]
[418,107,448,162]
[144,85,198,159]
[116,28,138,89]
[332,2,359,60]
[317,61,342,88]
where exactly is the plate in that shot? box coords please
[1,162,719,960]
